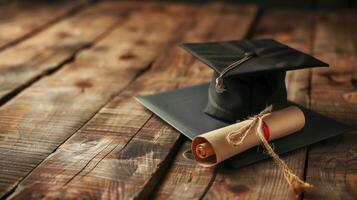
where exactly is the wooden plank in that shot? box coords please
[5,4,225,199]
[201,10,317,200]
[100,5,257,199]
[303,11,357,200]
[309,11,357,127]
[0,0,88,50]
[154,10,315,200]
[152,5,261,200]
[304,132,357,200]
[0,3,192,198]
[153,140,216,199]
[0,1,141,105]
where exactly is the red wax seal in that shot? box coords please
[262,121,270,140]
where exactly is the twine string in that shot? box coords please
[226,105,313,195]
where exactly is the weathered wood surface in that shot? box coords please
[303,11,357,200]
[201,10,317,200]
[0,1,356,200]
[6,4,258,200]
[0,2,193,198]
[0,1,142,104]
[152,5,259,199]
[0,0,88,51]
[154,10,314,200]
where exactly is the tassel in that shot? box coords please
[226,105,313,195]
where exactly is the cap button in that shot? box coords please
[215,77,226,93]
[244,52,255,57]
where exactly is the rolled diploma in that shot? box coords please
[191,106,305,167]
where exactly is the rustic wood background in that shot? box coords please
[0,0,356,199]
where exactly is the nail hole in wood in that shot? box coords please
[135,39,147,46]
[119,53,137,60]
[75,79,93,93]
[57,31,72,38]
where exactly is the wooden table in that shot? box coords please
[0,1,356,199]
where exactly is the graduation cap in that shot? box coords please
[181,39,328,122]
[136,39,348,168]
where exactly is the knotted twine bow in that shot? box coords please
[226,105,313,195]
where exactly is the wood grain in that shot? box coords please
[6,4,227,199]
[153,140,216,199]
[0,3,191,199]
[0,0,88,51]
[304,132,357,200]
[0,1,141,104]
[153,5,260,200]
[309,11,357,128]
[303,11,357,200]
[0,3,355,200]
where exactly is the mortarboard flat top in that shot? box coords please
[181,39,328,77]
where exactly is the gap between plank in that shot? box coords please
[5,4,253,199]
[62,111,156,187]
[2,59,154,200]
[5,6,201,197]
[60,12,204,184]
[299,147,310,200]
[137,136,186,199]
[50,6,209,197]
[0,17,149,200]
[0,11,123,108]
[93,9,205,197]
[198,167,219,200]
[307,12,316,109]
[0,1,92,52]
[300,13,316,200]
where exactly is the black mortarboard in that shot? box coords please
[180,39,328,122]
[136,39,348,168]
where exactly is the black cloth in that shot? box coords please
[181,39,328,121]
[205,71,287,122]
